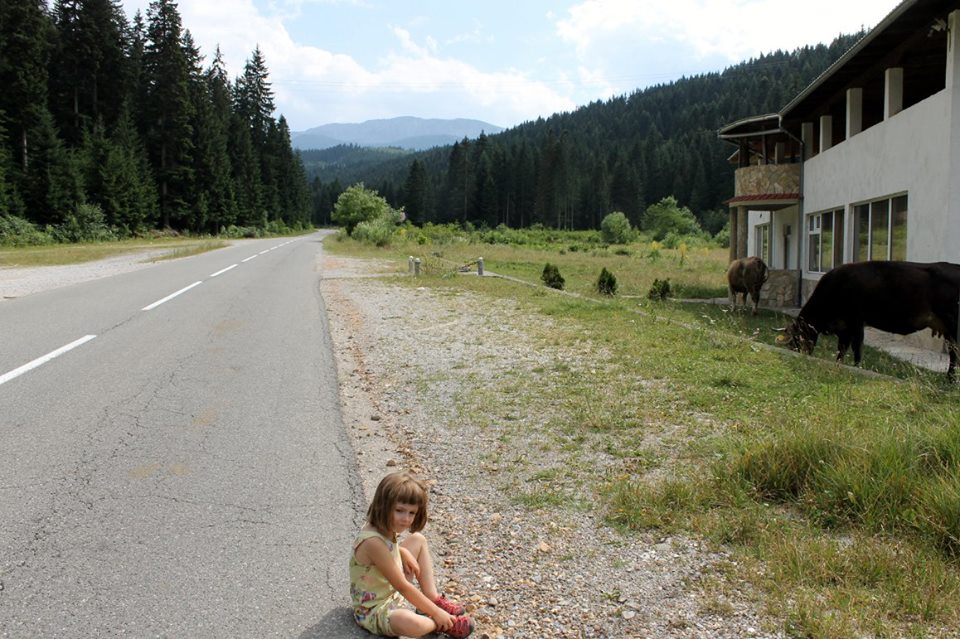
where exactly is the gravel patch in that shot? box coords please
[320,254,782,639]
[1,248,180,300]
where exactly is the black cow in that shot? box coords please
[779,261,960,380]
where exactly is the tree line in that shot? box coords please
[0,0,309,242]
[308,33,863,235]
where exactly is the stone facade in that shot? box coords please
[734,164,800,196]
[760,269,800,308]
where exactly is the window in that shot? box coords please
[853,194,907,261]
[807,209,844,272]
[755,223,770,264]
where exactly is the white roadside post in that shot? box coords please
[477,257,484,276]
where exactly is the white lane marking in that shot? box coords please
[241,255,257,263]
[142,281,202,311]
[258,250,269,255]
[210,264,238,278]
[0,335,97,387]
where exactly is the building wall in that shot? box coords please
[802,89,952,274]
[746,207,798,270]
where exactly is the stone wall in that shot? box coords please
[760,269,799,308]
[734,164,800,196]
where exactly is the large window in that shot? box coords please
[853,194,907,261]
[808,209,844,272]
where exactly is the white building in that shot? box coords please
[719,0,960,307]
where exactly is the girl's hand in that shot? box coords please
[399,547,420,581]
[432,610,455,632]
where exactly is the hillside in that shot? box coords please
[308,33,864,231]
[292,116,504,151]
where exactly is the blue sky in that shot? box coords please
[119,1,902,132]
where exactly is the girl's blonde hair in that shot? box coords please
[367,472,429,535]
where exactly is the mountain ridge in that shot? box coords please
[292,116,504,151]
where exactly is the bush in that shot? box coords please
[648,278,672,301]
[352,215,397,247]
[541,263,565,290]
[0,213,54,246]
[332,183,394,235]
[221,224,261,238]
[600,211,633,244]
[52,203,116,243]
[641,196,702,241]
[596,267,617,296]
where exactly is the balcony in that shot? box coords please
[733,164,801,201]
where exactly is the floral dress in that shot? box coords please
[350,529,405,635]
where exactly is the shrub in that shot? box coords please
[352,215,398,247]
[0,213,54,246]
[541,263,565,290]
[641,196,702,241]
[600,211,633,244]
[648,278,672,301]
[332,183,393,235]
[596,267,617,296]
[53,203,116,243]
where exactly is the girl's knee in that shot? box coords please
[402,531,428,551]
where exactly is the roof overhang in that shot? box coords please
[718,113,782,141]
[781,0,955,127]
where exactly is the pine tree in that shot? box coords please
[193,47,237,232]
[0,115,25,217]
[229,113,262,227]
[23,108,84,226]
[49,0,130,146]
[234,46,275,148]
[403,159,427,225]
[142,0,193,229]
[0,0,53,181]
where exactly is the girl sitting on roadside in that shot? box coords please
[350,471,475,638]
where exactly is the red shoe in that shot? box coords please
[433,594,466,616]
[443,615,475,638]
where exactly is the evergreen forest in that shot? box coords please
[307,32,864,236]
[0,0,310,244]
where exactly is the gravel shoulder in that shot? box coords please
[319,254,780,639]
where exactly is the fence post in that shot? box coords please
[477,257,484,276]
[414,258,421,277]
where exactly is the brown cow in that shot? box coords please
[779,261,960,381]
[727,256,769,315]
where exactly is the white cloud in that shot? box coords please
[168,3,572,129]
[555,0,901,62]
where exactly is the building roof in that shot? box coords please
[717,114,782,140]
[780,0,955,129]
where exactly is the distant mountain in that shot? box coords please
[291,116,503,151]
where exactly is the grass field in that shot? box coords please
[0,237,230,267]
[328,228,960,639]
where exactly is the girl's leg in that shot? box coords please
[401,532,440,600]
[387,608,436,638]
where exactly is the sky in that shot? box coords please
[118,0,904,133]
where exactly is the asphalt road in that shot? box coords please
[0,232,368,637]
